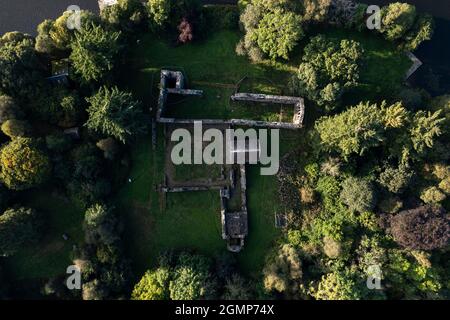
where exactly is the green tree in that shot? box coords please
[340,176,376,213]
[400,14,434,51]
[292,35,363,110]
[378,164,414,194]
[0,95,23,124]
[132,268,170,300]
[147,0,171,27]
[314,102,387,157]
[300,0,331,23]
[70,23,122,83]
[0,32,43,97]
[35,19,58,54]
[311,269,364,300]
[1,119,31,138]
[381,2,417,41]
[0,207,41,256]
[420,187,446,204]
[85,86,147,143]
[169,253,216,300]
[101,0,147,33]
[410,110,443,154]
[237,0,304,61]
[0,138,51,190]
[253,10,303,60]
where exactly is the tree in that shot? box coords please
[132,268,170,300]
[420,187,446,204]
[0,138,51,190]
[70,23,122,83]
[178,18,194,44]
[84,203,119,245]
[1,119,31,138]
[300,0,332,23]
[389,205,449,251]
[263,244,302,298]
[340,176,376,213]
[147,0,171,27]
[222,274,252,300]
[36,11,99,53]
[0,95,22,124]
[169,253,216,300]
[378,164,414,194]
[292,35,363,110]
[253,10,303,60]
[35,19,58,54]
[311,269,364,300]
[380,3,417,41]
[101,0,147,33]
[237,0,304,61]
[401,14,434,51]
[0,32,44,98]
[410,110,443,154]
[85,86,147,143]
[314,102,387,157]
[0,207,41,256]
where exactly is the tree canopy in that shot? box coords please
[0,138,51,190]
[85,86,147,143]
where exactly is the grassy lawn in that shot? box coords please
[118,28,409,280]
[318,28,411,104]
[116,135,282,279]
[3,189,84,280]
[173,163,223,183]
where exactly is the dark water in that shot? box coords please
[0,0,99,35]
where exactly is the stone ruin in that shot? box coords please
[220,165,248,252]
[156,69,305,129]
[156,69,306,252]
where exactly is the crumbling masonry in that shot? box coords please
[156,70,305,252]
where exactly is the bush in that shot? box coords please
[420,186,446,204]
[311,269,364,300]
[378,164,414,194]
[340,177,376,213]
[323,236,342,259]
[131,268,170,300]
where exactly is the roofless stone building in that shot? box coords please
[156,69,305,252]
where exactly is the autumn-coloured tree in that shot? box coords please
[390,205,449,251]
